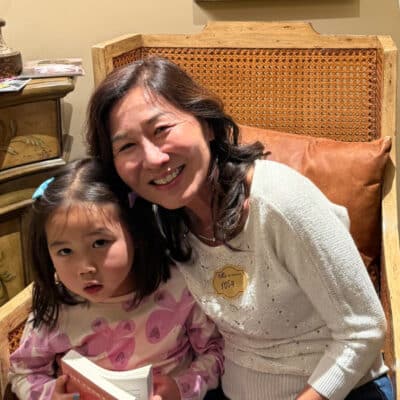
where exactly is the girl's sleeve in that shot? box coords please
[174,302,224,400]
[8,313,71,400]
[270,169,386,400]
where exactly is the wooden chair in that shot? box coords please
[0,21,398,399]
[92,21,399,397]
[0,283,31,398]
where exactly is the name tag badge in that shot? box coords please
[213,265,248,299]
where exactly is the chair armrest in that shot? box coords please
[381,137,400,398]
[0,283,32,397]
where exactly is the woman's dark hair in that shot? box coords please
[86,56,264,261]
[29,158,170,329]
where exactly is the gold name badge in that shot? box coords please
[213,265,248,299]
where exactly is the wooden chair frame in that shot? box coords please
[0,283,31,397]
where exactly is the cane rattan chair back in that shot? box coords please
[93,21,396,143]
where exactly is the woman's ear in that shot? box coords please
[203,122,214,141]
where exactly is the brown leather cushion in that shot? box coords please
[239,125,392,290]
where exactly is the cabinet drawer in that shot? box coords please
[0,217,25,306]
[0,100,61,171]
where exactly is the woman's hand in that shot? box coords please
[51,375,80,399]
[296,385,328,400]
[151,374,181,400]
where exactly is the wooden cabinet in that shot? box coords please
[0,77,75,305]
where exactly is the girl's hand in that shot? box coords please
[51,375,80,399]
[152,374,181,400]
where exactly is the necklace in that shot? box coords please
[196,232,217,243]
[196,233,217,243]
[185,216,217,243]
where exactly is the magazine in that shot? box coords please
[0,78,30,93]
[19,58,84,78]
[61,350,153,400]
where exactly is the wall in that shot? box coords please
[1,0,202,160]
[1,0,399,161]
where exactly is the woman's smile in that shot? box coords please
[151,165,184,186]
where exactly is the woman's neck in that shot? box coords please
[184,180,214,225]
[185,165,254,243]
[185,202,214,234]
[184,186,216,243]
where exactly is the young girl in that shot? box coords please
[8,158,224,400]
[86,57,393,400]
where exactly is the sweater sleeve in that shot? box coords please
[8,313,71,400]
[268,166,386,400]
[173,302,224,400]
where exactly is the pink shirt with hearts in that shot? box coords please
[9,267,224,400]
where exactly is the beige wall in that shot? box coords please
[2,0,399,160]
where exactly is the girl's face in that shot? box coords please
[46,204,134,302]
[109,86,214,214]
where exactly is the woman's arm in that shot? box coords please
[296,385,328,400]
[271,169,386,400]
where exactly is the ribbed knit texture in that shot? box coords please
[177,160,388,400]
[223,359,308,399]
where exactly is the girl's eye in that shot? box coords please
[57,248,72,256]
[93,239,108,248]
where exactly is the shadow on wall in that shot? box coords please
[61,101,74,160]
[193,0,360,25]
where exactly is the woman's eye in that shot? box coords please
[57,248,72,256]
[93,239,108,248]
[118,142,135,153]
[155,125,172,135]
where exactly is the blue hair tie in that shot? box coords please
[32,177,55,200]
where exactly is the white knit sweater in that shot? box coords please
[177,160,387,400]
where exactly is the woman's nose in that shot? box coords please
[141,139,169,169]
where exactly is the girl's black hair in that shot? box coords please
[29,158,170,329]
[86,56,265,261]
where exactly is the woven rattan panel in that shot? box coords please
[8,323,24,354]
[113,47,382,142]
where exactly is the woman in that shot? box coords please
[86,56,392,400]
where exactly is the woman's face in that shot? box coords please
[109,85,214,212]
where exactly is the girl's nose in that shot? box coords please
[79,264,97,277]
[141,139,169,169]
